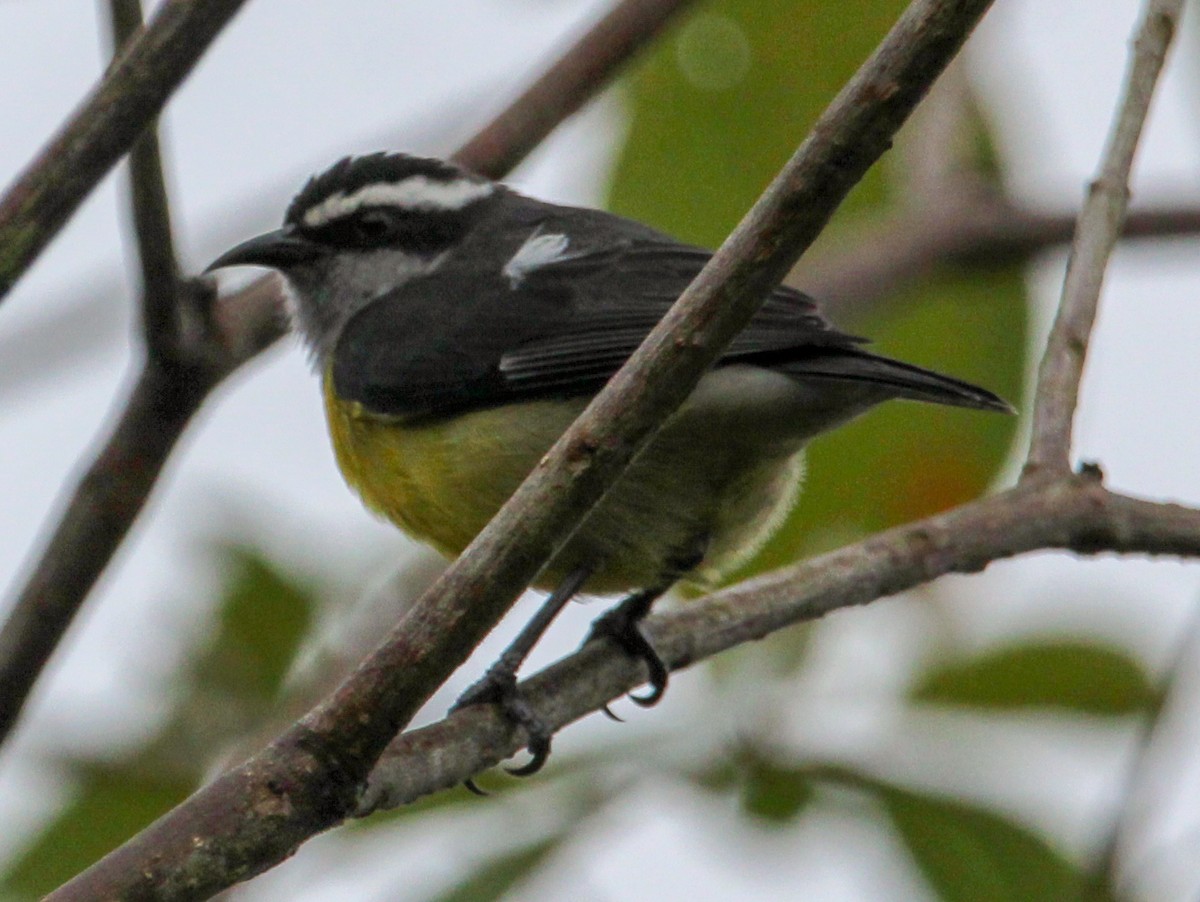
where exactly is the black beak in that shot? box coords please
[204,228,324,272]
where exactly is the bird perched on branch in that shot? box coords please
[209,152,1011,776]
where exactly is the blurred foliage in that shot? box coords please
[688,753,1112,900]
[876,780,1097,902]
[0,548,318,900]
[913,639,1161,716]
[425,835,568,902]
[609,2,901,245]
[0,763,194,899]
[720,746,817,823]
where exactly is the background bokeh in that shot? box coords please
[1,1,1198,899]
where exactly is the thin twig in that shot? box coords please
[0,0,697,753]
[454,0,691,178]
[803,188,1200,320]
[1083,593,1200,897]
[1024,0,1183,477]
[106,0,182,347]
[49,1,999,897]
[359,478,1200,809]
[0,343,215,743]
[0,0,217,749]
[0,0,250,302]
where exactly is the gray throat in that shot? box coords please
[282,248,446,366]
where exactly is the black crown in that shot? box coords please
[285,153,474,227]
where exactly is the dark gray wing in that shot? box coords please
[331,237,862,419]
[498,241,861,395]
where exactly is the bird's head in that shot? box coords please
[207,153,500,359]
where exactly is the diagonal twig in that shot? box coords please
[1084,594,1200,897]
[49,1,1000,897]
[453,0,693,178]
[106,0,183,347]
[0,0,251,302]
[1024,0,1183,477]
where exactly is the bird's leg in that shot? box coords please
[586,581,672,707]
[453,564,592,784]
[585,538,708,708]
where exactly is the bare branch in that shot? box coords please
[0,0,251,302]
[48,1,999,897]
[106,0,183,348]
[0,327,214,744]
[359,478,1200,809]
[0,0,237,748]
[804,188,1200,320]
[0,0,694,754]
[1085,595,1200,896]
[1025,0,1183,476]
[453,0,693,179]
[0,273,285,745]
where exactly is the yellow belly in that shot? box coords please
[323,374,805,593]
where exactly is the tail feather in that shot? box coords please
[778,349,1014,414]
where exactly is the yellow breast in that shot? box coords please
[323,373,584,562]
[322,370,806,594]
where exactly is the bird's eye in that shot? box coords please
[351,210,396,244]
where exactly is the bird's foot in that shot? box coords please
[453,668,552,793]
[587,591,668,707]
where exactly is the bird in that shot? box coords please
[207,151,1012,776]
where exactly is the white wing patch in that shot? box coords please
[302,176,494,227]
[503,231,573,288]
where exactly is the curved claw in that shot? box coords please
[464,778,490,796]
[601,703,625,722]
[604,616,669,707]
[457,674,555,780]
[629,659,668,707]
[506,733,552,777]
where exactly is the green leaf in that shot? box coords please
[426,836,565,902]
[0,548,322,899]
[609,0,912,246]
[686,746,815,823]
[0,763,192,899]
[912,640,1161,715]
[739,757,815,823]
[880,783,1084,902]
[190,547,316,703]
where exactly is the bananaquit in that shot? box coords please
[208,153,1011,772]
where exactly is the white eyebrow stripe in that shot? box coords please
[503,231,574,288]
[301,176,494,227]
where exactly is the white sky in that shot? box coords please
[1,1,1199,900]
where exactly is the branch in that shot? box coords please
[0,0,696,753]
[804,188,1200,320]
[1025,0,1183,476]
[49,0,999,897]
[1085,594,1200,896]
[453,0,693,178]
[106,0,183,348]
[0,0,246,748]
[359,478,1200,808]
[0,0,251,302]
